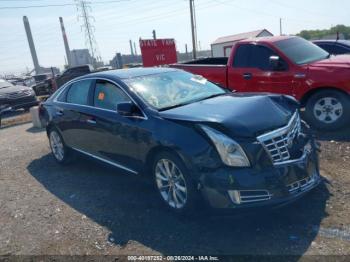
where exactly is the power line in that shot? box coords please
[0,0,128,10]
[0,3,74,9]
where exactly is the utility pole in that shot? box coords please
[129,40,134,56]
[189,0,197,59]
[76,0,100,67]
[133,42,138,56]
[59,17,71,67]
[279,18,283,36]
[152,30,156,40]
[23,16,41,74]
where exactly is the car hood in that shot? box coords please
[309,54,350,69]
[0,85,31,95]
[159,93,299,138]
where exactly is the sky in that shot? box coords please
[0,0,349,75]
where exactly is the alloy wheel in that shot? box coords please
[155,159,188,209]
[50,131,64,161]
[313,96,343,124]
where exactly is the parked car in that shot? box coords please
[0,79,38,110]
[41,68,320,214]
[171,36,350,130]
[6,76,35,87]
[7,77,25,86]
[32,74,55,96]
[55,64,93,88]
[313,40,350,55]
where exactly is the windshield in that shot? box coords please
[275,37,329,65]
[0,79,13,89]
[126,71,226,110]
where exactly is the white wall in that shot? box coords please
[211,42,237,57]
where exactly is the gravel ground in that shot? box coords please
[0,123,349,258]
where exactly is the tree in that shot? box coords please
[297,25,350,40]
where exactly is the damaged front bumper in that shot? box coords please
[199,139,321,209]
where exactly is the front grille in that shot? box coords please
[257,111,301,164]
[7,90,32,100]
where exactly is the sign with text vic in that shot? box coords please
[140,39,177,67]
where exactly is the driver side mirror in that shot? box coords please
[269,56,287,71]
[117,102,142,117]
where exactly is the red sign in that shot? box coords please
[140,39,177,67]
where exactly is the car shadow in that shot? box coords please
[26,126,45,134]
[300,112,350,142]
[313,126,350,142]
[27,154,330,257]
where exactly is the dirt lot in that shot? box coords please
[0,122,349,258]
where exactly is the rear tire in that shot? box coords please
[48,128,73,164]
[305,90,350,130]
[152,151,200,215]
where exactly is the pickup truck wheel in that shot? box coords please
[305,90,350,130]
[153,152,200,215]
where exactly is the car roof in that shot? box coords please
[313,40,350,46]
[85,67,179,80]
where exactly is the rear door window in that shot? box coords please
[233,44,252,67]
[332,45,350,54]
[93,80,129,111]
[66,79,93,105]
[317,44,333,53]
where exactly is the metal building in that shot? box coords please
[211,29,273,57]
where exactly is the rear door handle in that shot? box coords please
[56,110,63,116]
[243,73,252,80]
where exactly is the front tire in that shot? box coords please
[152,151,200,214]
[305,90,350,130]
[49,128,72,164]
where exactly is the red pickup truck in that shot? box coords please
[171,36,350,130]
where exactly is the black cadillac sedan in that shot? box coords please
[41,68,320,213]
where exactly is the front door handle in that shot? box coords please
[86,119,96,124]
[243,73,252,80]
[56,110,63,116]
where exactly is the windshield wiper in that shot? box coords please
[194,92,226,102]
[159,93,226,111]
[159,102,193,111]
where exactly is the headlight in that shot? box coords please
[200,125,250,167]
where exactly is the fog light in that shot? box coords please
[228,190,241,204]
